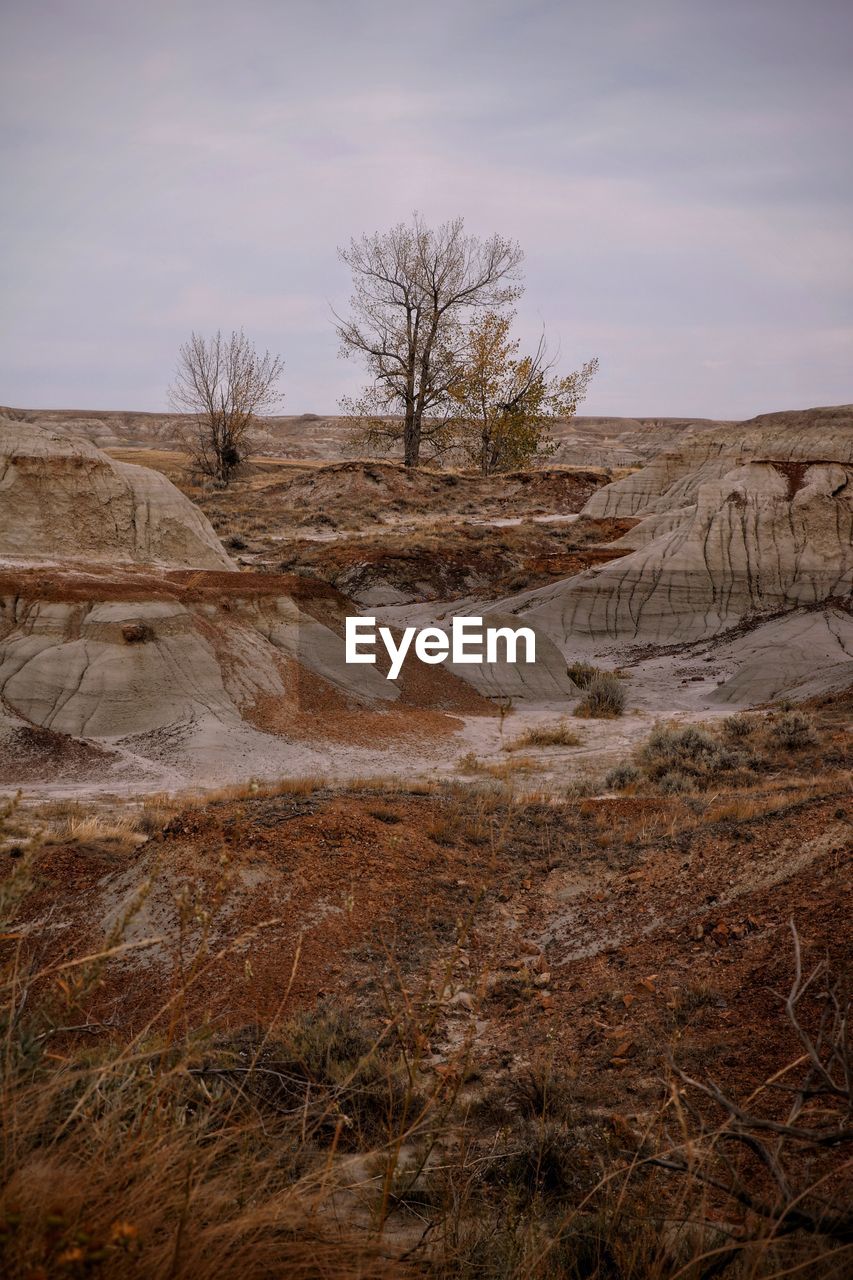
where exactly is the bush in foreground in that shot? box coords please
[636,724,743,784]
[605,764,640,790]
[566,659,599,688]
[769,709,818,750]
[507,721,582,750]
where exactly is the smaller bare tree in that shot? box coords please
[169,330,284,485]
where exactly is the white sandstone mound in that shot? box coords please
[0,591,398,742]
[583,405,853,521]
[0,570,499,791]
[0,418,234,569]
[510,460,853,644]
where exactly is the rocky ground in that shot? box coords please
[0,405,850,1277]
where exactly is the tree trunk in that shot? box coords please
[480,425,491,475]
[403,403,420,467]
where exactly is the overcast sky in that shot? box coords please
[2,0,851,418]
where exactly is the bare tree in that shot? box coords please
[335,214,523,468]
[169,330,284,485]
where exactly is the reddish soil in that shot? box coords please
[10,747,850,1115]
[0,720,115,784]
[273,517,639,601]
[0,565,347,607]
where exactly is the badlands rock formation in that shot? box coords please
[0,418,233,568]
[0,421,501,791]
[514,458,852,644]
[583,405,853,520]
[438,613,579,701]
[0,584,394,742]
[0,406,356,460]
[0,570,494,790]
[710,604,853,704]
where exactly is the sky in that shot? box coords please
[1,0,851,418]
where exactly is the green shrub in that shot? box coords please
[605,764,640,790]
[638,725,742,778]
[722,713,755,739]
[564,773,603,800]
[574,673,626,719]
[658,769,696,794]
[639,725,715,772]
[769,710,818,750]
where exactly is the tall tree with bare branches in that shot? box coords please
[335,214,523,468]
[169,330,284,485]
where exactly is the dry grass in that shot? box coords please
[168,775,443,810]
[185,775,329,805]
[505,721,583,751]
[42,812,147,855]
[341,775,438,795]
[700,776,847,825]
[1,792,850,1278]
[456,751,537,781]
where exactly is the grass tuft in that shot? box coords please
[506,721,583,751]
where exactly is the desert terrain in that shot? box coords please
[1,405,850,1277]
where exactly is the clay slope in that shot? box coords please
[0,418,233,569]
[583,405,853,520]
[0,567,495,790]
[511,460,853,643]
[710,603,853,704]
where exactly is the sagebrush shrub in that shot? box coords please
[605,764,640,790]
[722,713,754,739]
[769,710,817,750]
[639,725,719,778]
[658,769,696,794]
[574,673,626,718]
[567,660,599,689]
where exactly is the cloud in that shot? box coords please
[1,0,851,417]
